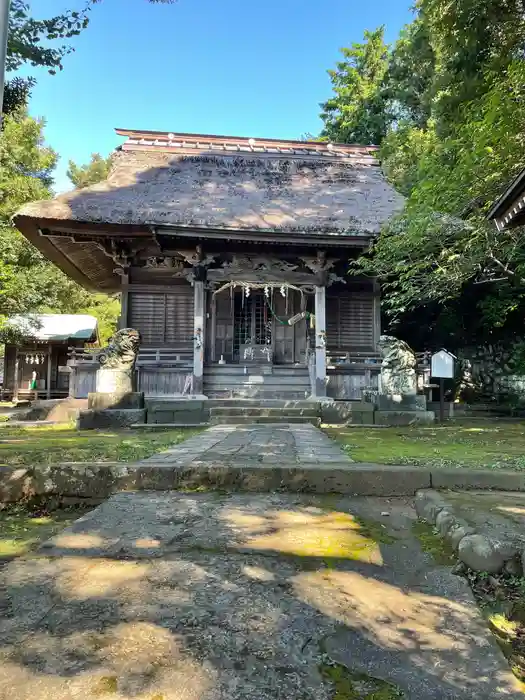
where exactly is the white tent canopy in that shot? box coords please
[6,314,98,342]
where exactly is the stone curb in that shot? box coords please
[415,489,525,575]
[0,462,430,500]
[4,463,525,505]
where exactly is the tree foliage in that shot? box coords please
[320,1,525,351]
[320,27,390,145]
[0,0,176,338]
[0,111,119,341]
[67,153,112,188]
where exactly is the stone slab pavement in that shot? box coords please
[138,423,352,467]
[0,491,522,700]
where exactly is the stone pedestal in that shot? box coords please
[79,367,145,429]
[96,368,135,394]
[88,392,144,411]
[374,393,434,425]
[78,409,145,430]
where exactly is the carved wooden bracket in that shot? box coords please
[144,257,186,271]
[301,251,343,286]
[176,245,216,268]
[95,239,147,272]
[172,245,217,282]
[221,254,299,274]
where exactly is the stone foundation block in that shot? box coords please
[376,394,427,411]
[88,391,144,411]
[320,401,355,424]
[78,409,145,429]
[146,399,208,425]
[374,410,435,426]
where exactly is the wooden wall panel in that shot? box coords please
[3,346,16,391]
[326,288,376,351]
[129,285,194,348]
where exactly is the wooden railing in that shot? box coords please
[326,351,381,400]
[67,346,193,398]
[67,345,388,401]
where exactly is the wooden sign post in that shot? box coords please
[431,350,455,422]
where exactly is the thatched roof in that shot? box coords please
[16,130,403,236]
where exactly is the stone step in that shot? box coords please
[131,423,210,430]
[120,463,430,496]
[205,365,309,374]
[210,407,319,417]
[144,398,319,410]
[206,390,311,400]
[204,377,310,391]
[207,399,318,409]
[210,415,320,426]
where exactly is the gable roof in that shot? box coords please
[487,167,525,230]
[6,314,98,342]
[15,130,404,236]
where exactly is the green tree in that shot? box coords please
[419,0,525,134]
[358,60,525,329]
[0,110,119,340]
[384,16,435,129]
[315,0,525,354]
[67,153,112,188]
[320,27,390,145]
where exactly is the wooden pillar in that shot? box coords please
[13,349,19,402]
[372,277,381,348]
[193,279,205,395]
[46,346,52,399]
[314,285,327,398]
[210,292,217,363]
[119,273,129,330]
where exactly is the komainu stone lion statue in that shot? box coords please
[98,328,141,370]
[378,335,417,396]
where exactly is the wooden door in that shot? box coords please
[273,290,308,364]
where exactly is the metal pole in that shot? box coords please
[0,0,11,123]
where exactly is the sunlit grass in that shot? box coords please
[325,421,525,470]
[0,505,87,559]
[0,424,202,467]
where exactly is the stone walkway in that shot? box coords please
[0,427,522,699]
[139,424,352,468]
[0,491,522,700]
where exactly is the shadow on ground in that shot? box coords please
[0,492,521,700]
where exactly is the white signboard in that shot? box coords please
[431,350,455,379]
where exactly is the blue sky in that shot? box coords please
[25,0,413,192]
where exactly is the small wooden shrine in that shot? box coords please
[14,130,404,400]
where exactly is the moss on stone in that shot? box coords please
[0,504,90,559]
[488,613,519,639]
[411,520,456,565]
[320,662,403,699]
[353,515,397,545]
[92,675,118,695]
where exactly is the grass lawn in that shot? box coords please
[0,504,89,559]
[0,423,201,467]
[324,421,525,470]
